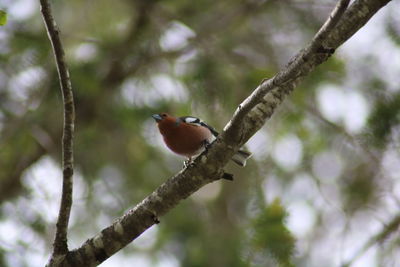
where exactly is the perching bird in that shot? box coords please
[152,113,252,166]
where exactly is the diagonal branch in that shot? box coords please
[222,0,350,144]
[48,0,392,266]
[39,0,76,260]
[341,213,400,267]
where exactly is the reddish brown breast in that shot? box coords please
[158,119,212,157]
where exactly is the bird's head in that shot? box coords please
[152,113,171,123]
[152,113,179,135]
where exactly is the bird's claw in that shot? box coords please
[201,139,211,152]
[183,159,194,168]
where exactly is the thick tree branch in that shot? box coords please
[222,0,390,148]
[39,0,76,262]
[44,0,392,266]
[225,0,350,135]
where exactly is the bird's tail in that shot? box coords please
[231,149,252,167]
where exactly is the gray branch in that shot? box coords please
[39,0,76,264]
[43,0,392,266]
[223,0,350,146]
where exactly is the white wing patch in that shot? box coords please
[179,116,219,137]
[182,116,202,126]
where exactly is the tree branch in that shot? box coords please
[39,0,76,262]
[342,213,400,267]
[41,0,392,266]
[222,0,350,144]
[221,0,391,150]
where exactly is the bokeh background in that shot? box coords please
[1,0,400,266]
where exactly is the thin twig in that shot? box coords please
[304,104,380,164]
[311,0,350,46]
[103,0,158,86]
[341,214,400,267]
[39,0,75,258]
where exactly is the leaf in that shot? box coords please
[0,10,7,26]
[251,199,296,267]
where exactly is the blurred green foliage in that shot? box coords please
[0,0,399,267]
[251,199,295,267]
[368,92,400,147]
[0,10,6,26]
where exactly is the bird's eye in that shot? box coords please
[161,113,167,117]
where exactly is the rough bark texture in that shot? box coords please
[42,0,392,266]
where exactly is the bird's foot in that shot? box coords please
[201,139,211,152]
[183,158,194,168]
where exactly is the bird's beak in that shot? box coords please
[152,114,162,122]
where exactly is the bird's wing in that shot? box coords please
[179,116,219,137]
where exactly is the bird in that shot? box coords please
[152,113,252,167]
